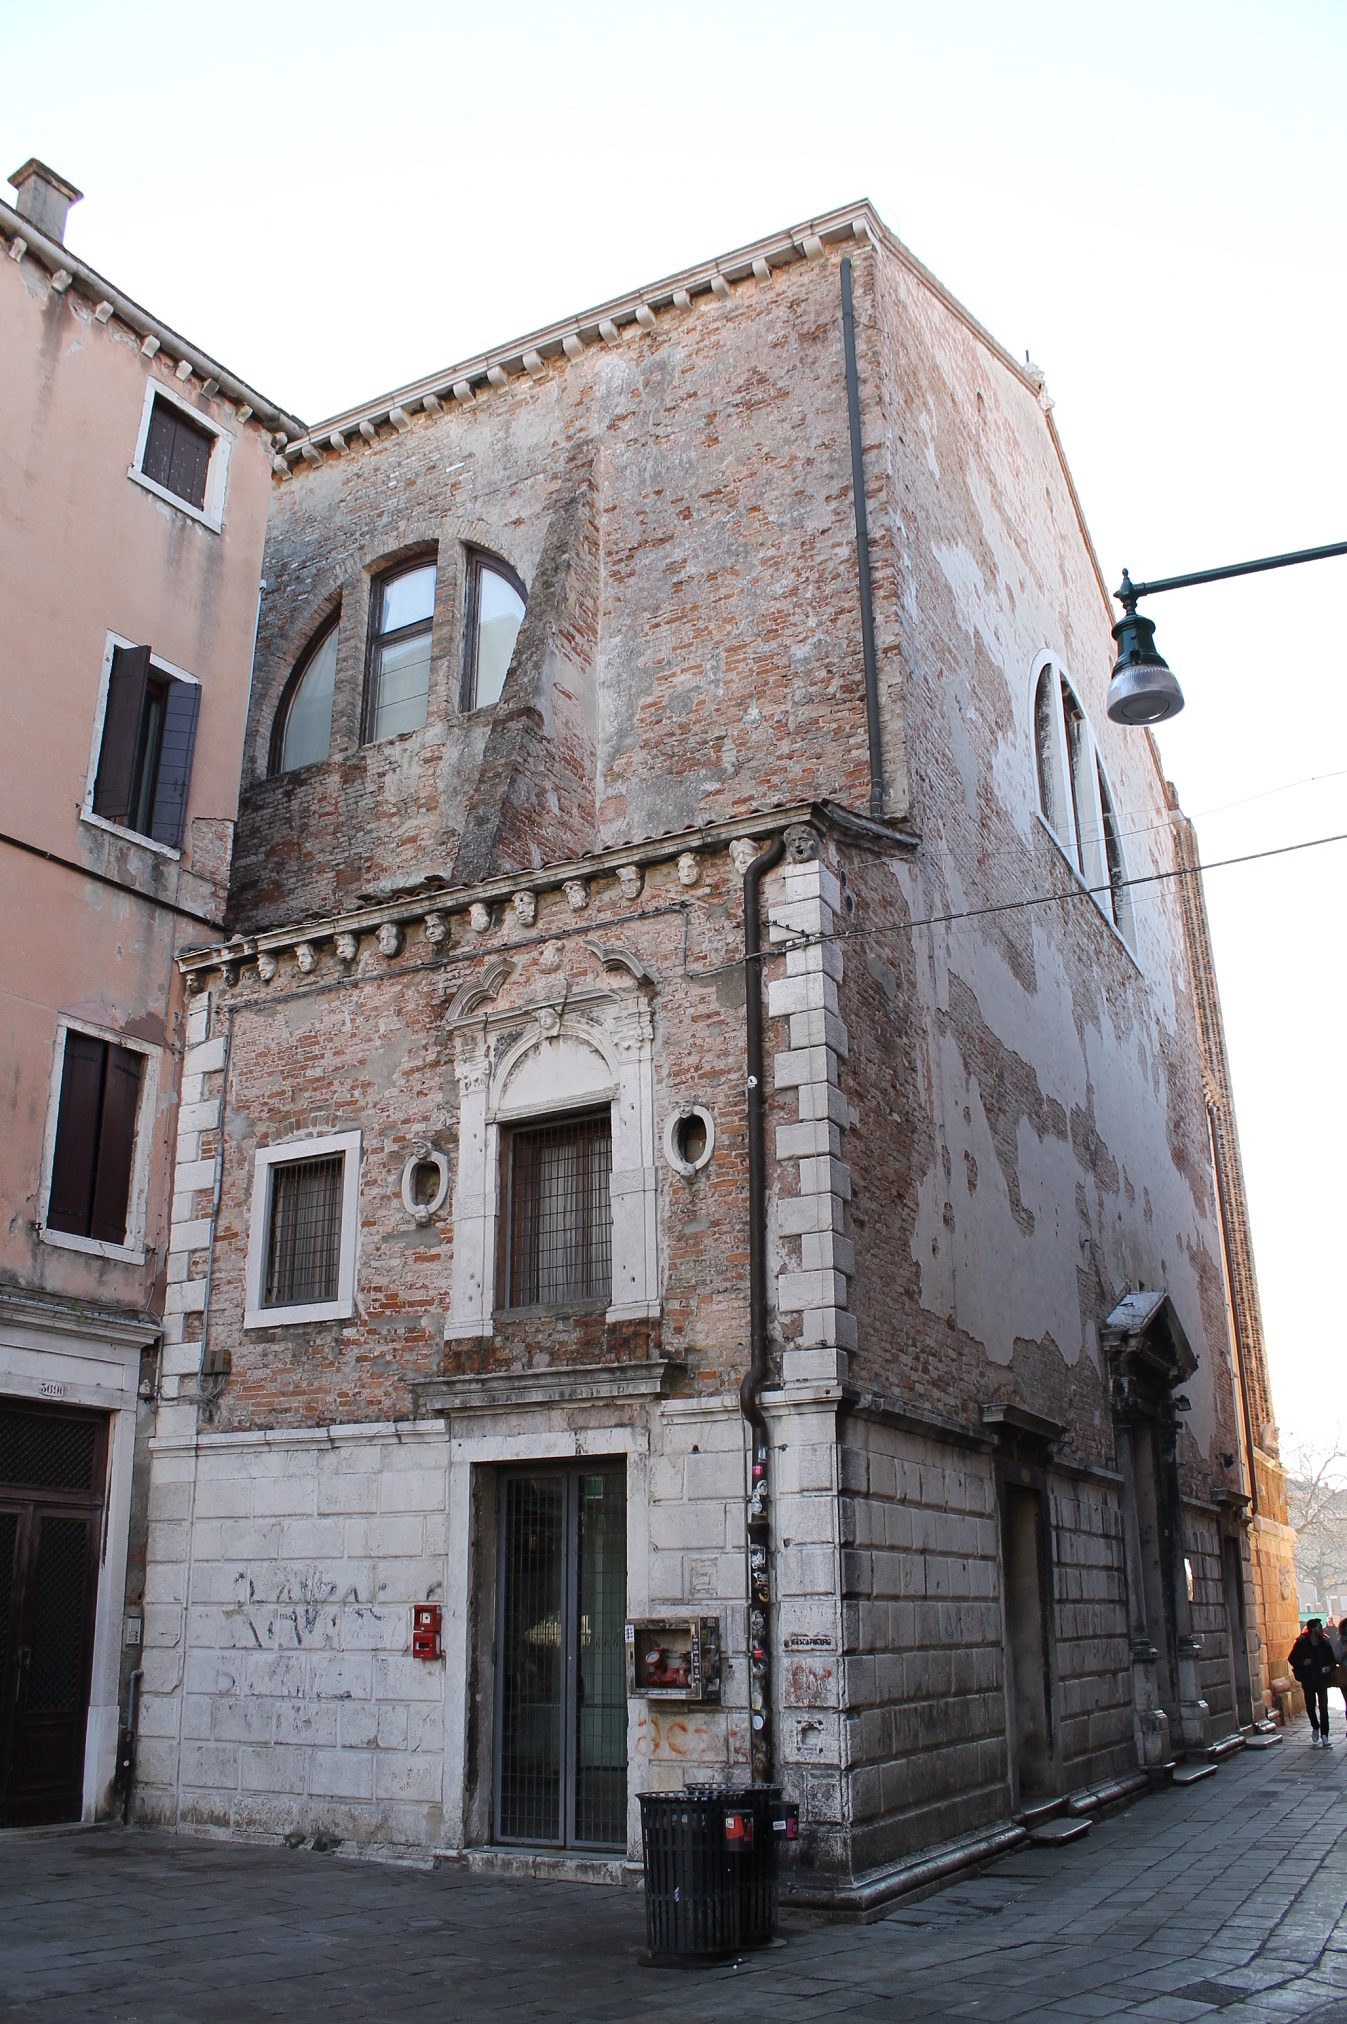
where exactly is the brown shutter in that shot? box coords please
[46,1034,107,1237]
[140,400,176,490]
[168,415,212,512]
[91,646,150,826]
[88,1045,143,1245]
[148,680,200,848]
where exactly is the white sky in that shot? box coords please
[9,0,1343,1455]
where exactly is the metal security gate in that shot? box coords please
[494,1466,627,1849]
[0,1403,108,1827]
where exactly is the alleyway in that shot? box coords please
[3,1729,1347,2024]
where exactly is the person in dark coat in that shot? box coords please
[1289,1619,1337,1745]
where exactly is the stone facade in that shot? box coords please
[136,202,1295,1899]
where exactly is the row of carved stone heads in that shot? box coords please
[186,837,776,992]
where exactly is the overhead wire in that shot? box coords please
[687,825,1347,980]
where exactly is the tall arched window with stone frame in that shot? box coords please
[444,978,659,1342]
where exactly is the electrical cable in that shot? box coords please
[684,825,1347,978]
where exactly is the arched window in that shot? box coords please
[462,551,526,710]
[366,559,436,742]
[274,620,339,773]
[1032,659,1134,948]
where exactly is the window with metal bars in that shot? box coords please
[505,1113,612,1309]
[263,1154,345,1308]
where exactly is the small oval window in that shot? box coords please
[674,1114,707,1167]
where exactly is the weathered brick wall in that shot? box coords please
[233,247,884,934]
[200,847,763,1430]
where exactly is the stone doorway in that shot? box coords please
[1002,1481,1055,1801]
[493,1464,627,1850]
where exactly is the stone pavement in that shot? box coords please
[4,1724,1347,2023]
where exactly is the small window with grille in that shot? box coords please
[504,1111,612,1310]
[245,1131,361,1327]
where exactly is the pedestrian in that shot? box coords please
[1329,1619,1347,1719]
[1289,1618,1337,1745]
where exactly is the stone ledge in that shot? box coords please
[439,1846,643,1888]
[783,1820,1027,1922]
[410,1359,677,1416]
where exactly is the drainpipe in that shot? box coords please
[741,832,786,1785]
[119,1667,142,1825]
[840,255,884,821]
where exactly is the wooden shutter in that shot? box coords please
[139,400,176,491]
[149,680,201,848]
[91,646,150,826]
[167,413,212,511]
[88,1044,143,1245]
[46,1035,107,1237]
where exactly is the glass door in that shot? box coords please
[495,1465,627,1849]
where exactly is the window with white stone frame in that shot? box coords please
[445,991,658,1340]
[243,1131,362,1327]
[1031,656,1135,949]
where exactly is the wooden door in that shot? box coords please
[0,1405,108,1827]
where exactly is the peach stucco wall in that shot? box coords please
[0,245,275,1313]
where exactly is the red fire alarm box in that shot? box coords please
[411,1603,443,1660]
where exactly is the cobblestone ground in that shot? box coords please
[4,1724,1347,2023]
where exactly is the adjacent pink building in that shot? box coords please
[0,160,303,1825]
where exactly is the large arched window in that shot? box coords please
[1032,659,1134,947]
[462,551,526,710]
[273,620,339,774]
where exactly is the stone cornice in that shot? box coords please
[0,1284,159,1350]
[0,199,305,440]
[276,199,1047,472]
[177,800,920,984]
[409,1359,675,1416]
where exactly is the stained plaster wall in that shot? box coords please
[823,246,1242,1508]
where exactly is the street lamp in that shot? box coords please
[1107,539,1347,727]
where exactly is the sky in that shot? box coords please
[7,0,1344,1457]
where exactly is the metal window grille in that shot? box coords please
[264,1154,344,1307]
[0,1411,97,1493]
[507,1113,612,1309]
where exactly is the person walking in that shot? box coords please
[1289,1618,1337,1745]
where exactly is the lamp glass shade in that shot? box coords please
[1108,608,1185,725]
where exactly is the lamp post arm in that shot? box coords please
[1117,539,1347,610]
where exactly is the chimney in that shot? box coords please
[7,159,83,245]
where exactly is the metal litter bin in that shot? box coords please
[685,1784,799,1947]
[639,1789,748,1963]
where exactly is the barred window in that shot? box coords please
[264,1154,344,1307]
[506,1113,612,1309]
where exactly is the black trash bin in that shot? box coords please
[639,1789,749,1963]
[682,1785,799,1949]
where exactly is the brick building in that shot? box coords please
[133,202,1297,1902]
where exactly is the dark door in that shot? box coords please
[0,1404,108,1827]
[1003,1483,1054,1801]
[495,1465,627,1849]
